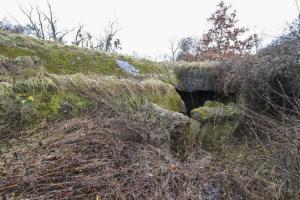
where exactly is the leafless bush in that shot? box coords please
[19,1,73,43]
[213,36,300,111]
[94,19,121,53]
[2,2,122,51]
[240,94,298,199]
[71,19,121,52]
[168,38,180,61]
[212,87,299,199]
[0,18,30,35]
[209,31,300,199]
[72,24,93,47]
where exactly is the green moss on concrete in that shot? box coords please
[191,107,210,121]
[191,101,240,122]
[190,101,241,151]
[151,93,183,112]
[202,101,224,108]
[198,119,240,151]
[140,79,184,112]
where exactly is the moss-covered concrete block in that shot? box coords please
[190,101,241,151]
[173,62,222,92]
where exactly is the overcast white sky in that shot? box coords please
[0,0,299,59]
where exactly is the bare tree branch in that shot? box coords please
[95,19,121,53]
[295,0,300,15]
[58,28,74,43]
[73,24,86,46]
[42,1,57,41]
[19,4,42,38]
[168,39,179,61]
[36,6,45,39]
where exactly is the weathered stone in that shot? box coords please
[190,101,241,151]
[144,104,191,157]
[175,67,222,92]
[116,60,139,76]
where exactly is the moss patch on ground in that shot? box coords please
[0,31,166,77]
[0,74,184,135]
[0,82,93,133]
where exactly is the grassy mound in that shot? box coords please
[0,31,166,76]
[0,74,184,136]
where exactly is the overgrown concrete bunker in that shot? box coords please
[176,89,235,115]
[174,66,240,151]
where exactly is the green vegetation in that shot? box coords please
[0,31,165,77]
[0,74,184,134]
[190,101,241,151]
[0,31,181,134]
[191,101,240,122]
[1,13,299,198]
[0,79,93,131]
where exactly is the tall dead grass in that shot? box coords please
[217,81,300,200]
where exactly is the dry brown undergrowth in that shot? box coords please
[0,106,219,200]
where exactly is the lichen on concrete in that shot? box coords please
[173,62,221,92]
[190,101,241,151]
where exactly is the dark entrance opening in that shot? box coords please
[176,89,236,116]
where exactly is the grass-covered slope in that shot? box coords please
[0,31,165,76]
[0,74,184,136]
[0,31,183,136]
[0,32,213,199]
